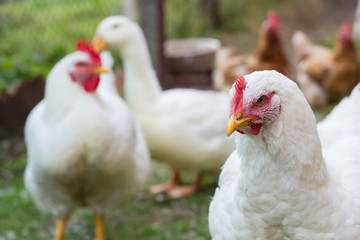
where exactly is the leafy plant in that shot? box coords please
[0,0,121,91]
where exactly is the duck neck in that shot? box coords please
[120,35,162,112]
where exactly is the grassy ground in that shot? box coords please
[0,152,215,240]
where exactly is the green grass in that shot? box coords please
[0,0,122,91]
[0,154,215,240]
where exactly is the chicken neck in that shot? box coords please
[256,34,288,72]
[235,90,329,195]
[44,55,91,122]
[232,109,358,234]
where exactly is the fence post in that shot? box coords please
[123,0,138,20]
[138,0,165,85]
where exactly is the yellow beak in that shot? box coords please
[226,114,258,136]
[93,66,108,74]
[92,35,108,53]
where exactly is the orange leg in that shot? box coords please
[94,214,106,240]
[168,172,203,198]
[54,218,67,240]
[149,168,181,194]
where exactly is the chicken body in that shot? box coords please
[209,71,360,239]
[213,11,292,91]
[93,16,235,197]
[25,49,150,239]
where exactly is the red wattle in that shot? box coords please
[82,75,100,92]
[250,123,262,135]
[236,129,245,134]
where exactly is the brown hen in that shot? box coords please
[213,11,292,91]
[293,23,360,107]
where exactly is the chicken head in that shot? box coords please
[69,41,107,92]
[227,74,281,136]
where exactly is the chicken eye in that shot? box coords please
[255,96,266,106]
[112,23,120,29]
[76,62,88,67]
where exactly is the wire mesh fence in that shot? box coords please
[0,0,122,90]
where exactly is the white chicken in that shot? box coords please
[24,42,150,240]
[92,16,235,198]
[209,71,360,239]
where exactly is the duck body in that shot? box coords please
[94,16,235,173]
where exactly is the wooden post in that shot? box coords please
[138,0,165,85]
[199,0,221,28]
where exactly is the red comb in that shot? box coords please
[234,75,246,93]
[268,10,280,28]
[339,22,353,46]
[231,75,247,114]
[341,22,352,38]
[76,40,101,65]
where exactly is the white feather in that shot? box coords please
[209,70,360,239]
[95,16,235,172]
[24,50,150,218]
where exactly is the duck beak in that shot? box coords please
[226,114,257,136]
[93,66,108,74]
[92,35,108,53]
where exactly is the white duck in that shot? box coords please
[24,42,150,240]
[209,71,360,239]
[92,16,235,198]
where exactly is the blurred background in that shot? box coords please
[0,0,358,239]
